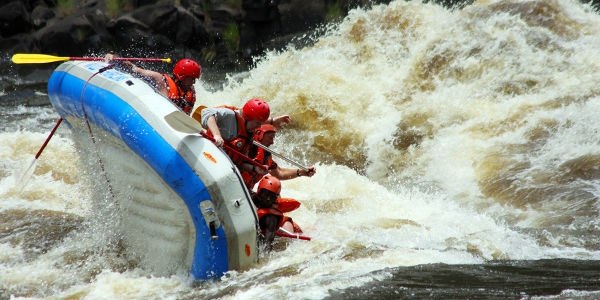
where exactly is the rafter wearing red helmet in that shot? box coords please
[253,175,302,251]
[105,54,201,115]
[200,98,291,170]
[241,123,316,191]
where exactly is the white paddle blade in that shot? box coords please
[164,111,204,134]
[16,157,37,192]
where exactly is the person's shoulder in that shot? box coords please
[216,106,237,115]
[201,106,234,117]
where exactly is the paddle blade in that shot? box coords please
[164,111,204,134]
[191,105,207,123]
[11,53,71,64]
[15,157,37,192]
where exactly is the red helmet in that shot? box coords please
[173,59,201,81]
[254,124,277,141]
[242,98,270,122]
[257,175,281,195]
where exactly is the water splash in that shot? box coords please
[3,0,600,299]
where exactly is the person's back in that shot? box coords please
[200,100,267,170]
[200,98,270,146]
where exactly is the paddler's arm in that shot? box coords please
[272,166,316,180]
[105,53,168,97]
[126,66,169,97]
[201,107,240,147]
[205,116,224,147]
[241,162,268,176]
[266,115,291,128]
[133,68,166,88]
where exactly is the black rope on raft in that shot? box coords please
[79,64,116,198]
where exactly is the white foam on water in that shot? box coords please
[3,0,600,298]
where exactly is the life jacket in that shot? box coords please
[254,147,272,167]
[164,75,195,114]
[274,197,301,213]
[205,105,252,166]
[257,208,289,228]
[256,208,302,233]
[241,145,277,190]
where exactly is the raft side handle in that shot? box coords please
[199,200,221,240]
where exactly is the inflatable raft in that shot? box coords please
[46,61,259,280]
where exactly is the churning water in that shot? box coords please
[3,0,600,299]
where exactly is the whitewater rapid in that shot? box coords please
[2,0,600,298]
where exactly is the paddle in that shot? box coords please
[11,53,172,64]
[277,227,311,241]
[163,111,266,170]
[164,111,310,171]
[252,141,309,172]
[16,118,63,190]
[165,111,311,172]
[164,110,206,134]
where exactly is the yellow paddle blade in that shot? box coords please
[11,53,71,64]
[191,105,207,124]
[12,53,171,64]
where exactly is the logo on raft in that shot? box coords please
[203,152,217,164]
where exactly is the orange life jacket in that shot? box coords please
[257,208,288,228]
[164,75,195,114]
[241,145,278,190]
[274,197,301,213]
[256,207,302,233]
[205,105,252,166]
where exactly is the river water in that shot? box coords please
[2,0,600,299]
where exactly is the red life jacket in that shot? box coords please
[257,208,288,228]
[205,105,252,166]
[256,207,302,233]
[274,197,301,213]
[241,145,277,190]
[164,75,195,114]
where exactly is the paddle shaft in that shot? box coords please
[252,141,309,172]
[277,227,311,241]
[85,57,168,62]
[36,118,63,159]
[11,53,171,64]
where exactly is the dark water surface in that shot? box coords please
[326,259,600,299]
